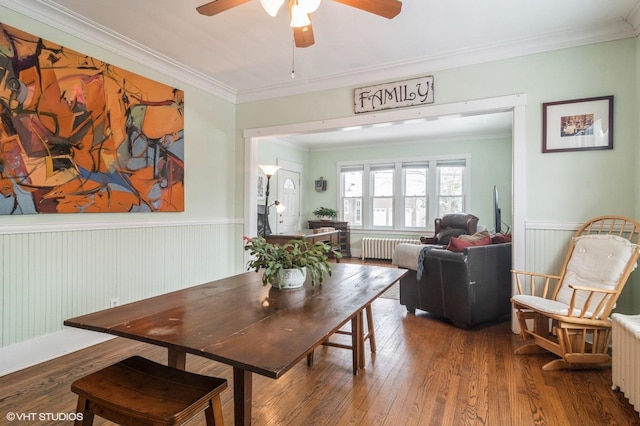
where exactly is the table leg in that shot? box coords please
[358,310,366,369]
[351,311,363,375]
[167,348,186,370]
[365,304,377,353]
[233,367,253,426]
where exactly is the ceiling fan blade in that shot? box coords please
[196,0,252,16]
[333,0,402,19]
[293,20,315,48]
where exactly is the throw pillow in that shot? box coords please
[447,235,492,252]
[458,230,490,243]
[491,233,512,244]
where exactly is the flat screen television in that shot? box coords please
[494,185,502,234]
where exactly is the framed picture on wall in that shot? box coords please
[542,95,613,153]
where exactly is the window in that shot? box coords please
[403,164,428,228]
[371,165,394,227]
[342,166,363,226]
[283,178,295,189]
[339,156,469,231]
[437,161,465,216]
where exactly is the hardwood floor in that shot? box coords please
[1,260,639,425]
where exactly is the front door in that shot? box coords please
[277,168,301,233]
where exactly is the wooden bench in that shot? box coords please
[71,356,227,425]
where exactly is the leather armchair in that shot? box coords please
[399,242,512,329]
[420,213,479,245]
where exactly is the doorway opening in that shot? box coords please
[244,94,527,298]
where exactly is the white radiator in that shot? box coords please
[612,313,640,415]
[361,238,421,260]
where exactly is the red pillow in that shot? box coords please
[446,235,492,252]
[491,233,512,244]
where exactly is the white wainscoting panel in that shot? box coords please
[524,227,576,277]
[0,221,243,349]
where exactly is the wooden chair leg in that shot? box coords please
[307,305,377,372]
[204,395,225,426]
[365,304,376,353]
[74,396,93,426]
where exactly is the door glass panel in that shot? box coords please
[284,178,295,190]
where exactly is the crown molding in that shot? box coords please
[0,0,238,102]
[627,0,640,35]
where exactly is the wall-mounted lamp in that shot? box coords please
[270,200,286,214]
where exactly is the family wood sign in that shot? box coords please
[354,76,434,114]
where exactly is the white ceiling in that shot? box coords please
[11,0,639,103]
[3,0,639,146]
[274,111,513,149]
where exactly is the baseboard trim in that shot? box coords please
[0,327,114,377]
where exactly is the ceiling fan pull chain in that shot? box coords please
[291,39,296,79]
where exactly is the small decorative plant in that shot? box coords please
[244,236,342,287]
[313,207,338,220]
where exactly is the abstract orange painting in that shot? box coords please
[0,23,184,214]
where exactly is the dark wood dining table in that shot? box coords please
[64,263,407,426]
[264,228,340,247]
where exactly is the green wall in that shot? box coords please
[238,38,638,224]
[239,37,639,308]
[0,6,245,352]
[257,136,512,235]
[307,137,512,230]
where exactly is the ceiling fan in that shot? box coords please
[196,0,402,48]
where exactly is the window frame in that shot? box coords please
[340,165,364,228]
[370,164,395,229]
[401,162,429,229]
[338,155,471,232]
[434,159,469,219]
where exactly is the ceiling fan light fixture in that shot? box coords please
[290,4,311,27]
[298,0,321,13]
[260,0,285,17]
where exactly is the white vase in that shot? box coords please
[272,268,307,289]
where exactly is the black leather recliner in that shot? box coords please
[399,242,512,329]
[420,213,479,245]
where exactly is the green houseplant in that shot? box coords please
[313,207,338,220]
[244,236,343,288]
